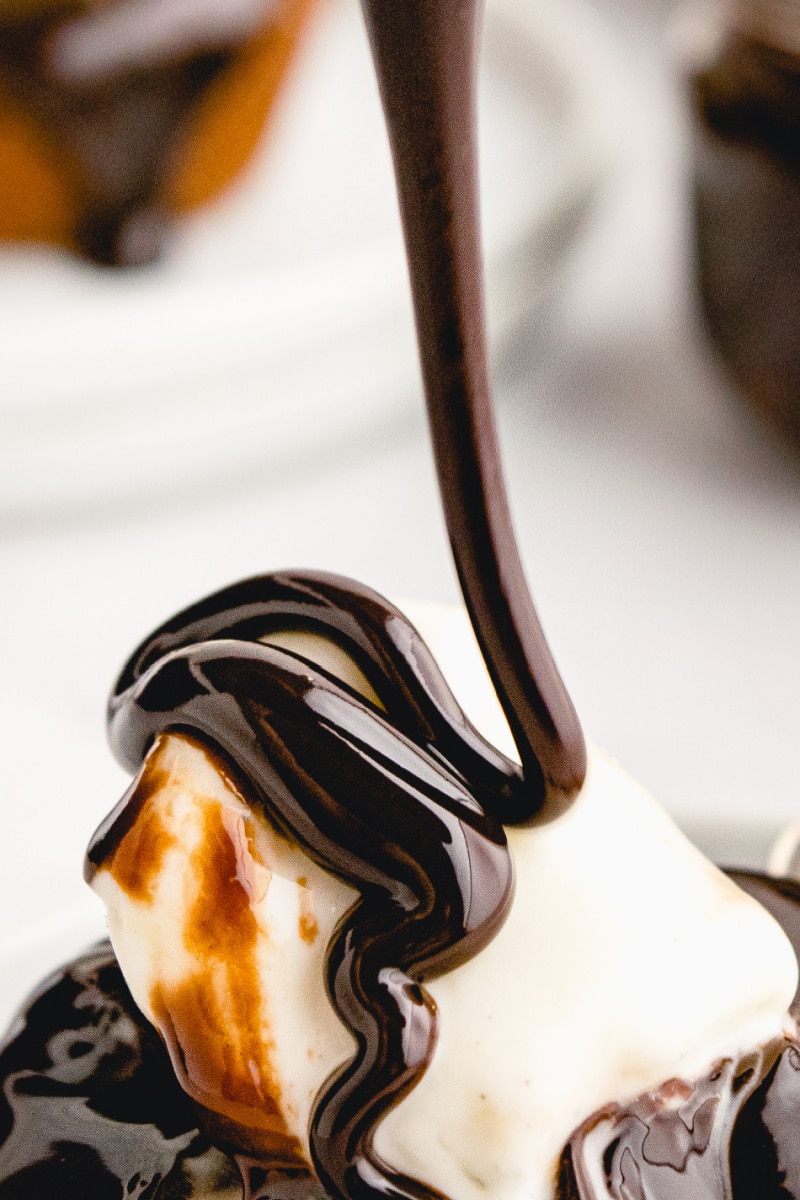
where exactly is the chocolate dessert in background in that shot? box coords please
[692,1,800,446]
[0,0,316,266]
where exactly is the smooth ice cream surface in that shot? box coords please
[91,603,798,1200]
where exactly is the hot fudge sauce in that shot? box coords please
[359,0,585,818]
[2,0,800,1198]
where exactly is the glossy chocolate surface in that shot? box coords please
[360,0,585,817]
[7,1,792,1199]
[557,1036,800,1200]
[97,569,516,1200]
[0,6,232,265]
[0,939,237,1198]
[556,868,800,1200]
[4,867,800,1199]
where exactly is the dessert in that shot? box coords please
[0,0,316,265]
[692,0,800,443]
[3,1,800,1199]
[2,586,799,1200]
[88,585,799,1200]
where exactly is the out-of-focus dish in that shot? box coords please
[0,0,317,265]
[690,0,800,447]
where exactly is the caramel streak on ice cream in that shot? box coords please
[359,0,585,821]
[98,733,308,1167]
[99,570,514,1200]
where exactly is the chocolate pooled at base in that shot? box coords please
[0,940,236,1199]
[2,0,797,1198]
[557,869,800,1200]
[557,1037,800,1200]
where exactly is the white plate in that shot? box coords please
[0,0,623,518]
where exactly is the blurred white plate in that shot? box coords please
[0,0,623,518]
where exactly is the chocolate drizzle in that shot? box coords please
[97,569,516,1200]
[11,1,796,1198]
[107,570,525,819]
[6,866,800,1199]
[359,0,586,820]
[556,1035,800,1200]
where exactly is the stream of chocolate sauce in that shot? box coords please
[1,2,588,1194]
[359,0,585,821]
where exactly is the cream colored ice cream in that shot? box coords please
[90,604,798,1200]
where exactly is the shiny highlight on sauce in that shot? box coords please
[4,873,800,1198]
[359,0,586,818]
[97,569,517,1200]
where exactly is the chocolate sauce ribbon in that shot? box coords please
[101,569,515,1200]
[359,0,586,821]
[110,569,525,822]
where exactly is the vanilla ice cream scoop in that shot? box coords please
[88,589,798,1200]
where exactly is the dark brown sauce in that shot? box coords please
[102,731,307,1167]
[0,940,233,1198]
[556,1037,800,1200]
[154,795,304,1164]
[359,0,585,819]
[556,869,800,1200]
[4,869,800,1198]
[97,569,515,1200]
[8,1,796,1198]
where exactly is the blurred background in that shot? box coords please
[2,0,800,996]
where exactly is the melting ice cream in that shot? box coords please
[88,602,798,1200]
